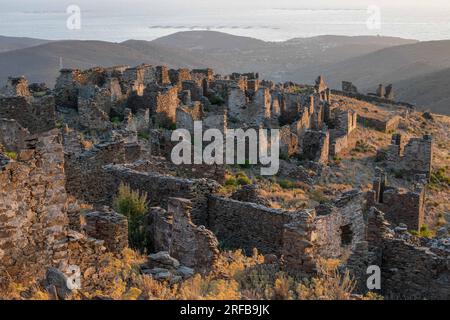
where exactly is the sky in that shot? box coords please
[2,0,450,12]
[1,1,450,41]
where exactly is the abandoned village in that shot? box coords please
[0,63,449,300]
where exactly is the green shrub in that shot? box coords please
[113,183,149,252]
[410,224,434,238]
[309,189,327,204]
[278,179,297,189]
[111,116,122,125]
[430,167,450,186]
[236,172,252,186]
[225,177,238,187]
[209,95,225,106]
[352,140,373,153]
[5,151,18,160]
[138,132,150,141]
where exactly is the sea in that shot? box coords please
[1,2,450,42]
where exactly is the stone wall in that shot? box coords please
[207,196,294,255]
[146,198,219,273]
[361,207,450,299]
[77,86,112,131]
[301,130,330,164]
[147,86,179,128]
[367,170,425,231]
[83,210,128,254]
[283,191,367,276]
[0,119,30,152]
[101,164,219,226]
[376,134,433,178]
[0,76,31,97]
[0,129,69,283]
[381,238,450,299]
[331,89,415,109]
[0,95,56,134]
[358,114,400,133]
[65,141,126,204]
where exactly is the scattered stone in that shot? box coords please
[44,268,71,300]
[148,251,180,268]
[175,266,195,279]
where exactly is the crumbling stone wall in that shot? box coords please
[176,103,204,133]
[331,89,415,110]
[0,129,69,283]
[77,86,112,131]
[101,164,219,226]
[279,125,299,158]
[381,238,450,299]
[377,134,433,177]
[360,208,450,299]
[301,130,330,164]
[65,141,126,204]
[0,76,31,97]
[367,169,425,231]
[169,68,192,90]
[0,95,56,134]
[358,114,400,133]
[146,198,219,273]
[83,210,128,254]
[182,81,204,102]
[207,196,294,255]
[147,86,179,128]
[0,119,30,152]
[342,81,358,94]
[283,191,367,276]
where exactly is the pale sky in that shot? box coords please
[1,0,450,11]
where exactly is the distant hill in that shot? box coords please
[0,35,50,53]
[0,40,210,86]
[151,30,267,51]
[0,31,416,88]
[3,31,450,114]
[395,68,450,115]
[148,32,418,82]
[305,40,450,91]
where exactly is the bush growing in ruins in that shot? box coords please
[209,95,225,106]
[409,224,434,238]
[4,151,17,160]
[352,140,374,154]
[138,132,150,141]
[236,172,252,186]
[113,183,149,252]
[430,167,450,187]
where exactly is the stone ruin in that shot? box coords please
[367,169,425,231]
[374,84,395,100]
[146,198,220,274]
[0,76,56,134]
[342,81,358,94]
[376,134,433,178]
[0,63,448,300]
[0,121,128,292]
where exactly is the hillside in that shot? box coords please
[0,32,416,87]
[307,40,450,91]
[0,35,50,53]
[394,68,450,115]
[0,40,208,87]
[149,32,417,82]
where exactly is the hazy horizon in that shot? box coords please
[1,0,450,42]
